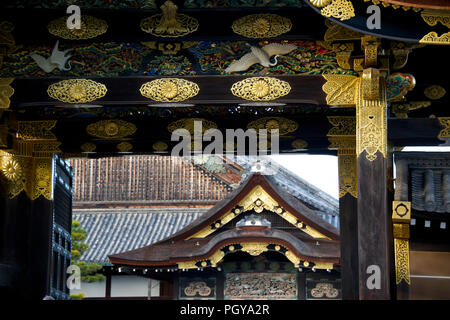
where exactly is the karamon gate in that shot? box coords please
[0,0,450,300]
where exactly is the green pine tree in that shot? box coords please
[70,220,105,299]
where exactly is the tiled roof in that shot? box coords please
[71,156,234,204]
[73,208,207,263]
[411,169,450,213]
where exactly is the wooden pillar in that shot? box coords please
[105,269,111,299]
[356,68,391,299]
[327,117,358,300]
[338,148,358,299]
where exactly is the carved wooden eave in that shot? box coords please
[108,173,340,269]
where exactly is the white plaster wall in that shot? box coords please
[70,276,160,298]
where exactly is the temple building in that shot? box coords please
[70,155,340,299]
[1,0,450,300]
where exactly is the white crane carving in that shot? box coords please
[30,40,72,73]
[225,43,297,73]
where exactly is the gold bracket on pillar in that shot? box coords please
[332,43,354,70]
[392,201,411,285]
[0,121,60,200]
[356,68,387,161]
[327,116,357,198]
[361,36,381,68]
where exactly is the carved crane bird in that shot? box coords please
[225,43,297,73]
[31,40,72,73]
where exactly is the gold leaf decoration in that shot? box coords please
[167,118,217,134]
[231,77,290,101]
[47,15,108,40]
[81,142,96,152]
[291,139,308,150]
[310,0,332,7]
[140,78,199,102]
[356,69,387,161]
[322,75,358,106]
[241,243,269,256]
[231,14,292,39]
[321,0,355,21]
[48,79,107,104]
[424,85,446,100]
[421,10,450,29]
[117,142,133,152]
[247,117,298,136]
[153,141,168,151]
[419,31,450,45]
[86,120,136,139]
[394,239,411,285]
[140,0,198,38]
[438,117,450,138]
[17,121,57,141]
[0,78,14,110]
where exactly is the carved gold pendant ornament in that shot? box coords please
[231,14,292,39]
[317,0,355,21]
[140,78,199,102]
[141,0,198,38]
[231,77,290,101]
[48,79,107,104]
[47,16,108,40]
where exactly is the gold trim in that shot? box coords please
[320,0,355,21]
[356,69,387,161]
[337,150,357,198]
[421,10,450,29]
[0,78,14,110]
[17,121,57,141]
[177,242,334,270]
[231,77,290,101]
[47,15,108,40]
[140,0,198,38]
[188,185,330,240]
[438,117,450,138]
[310,0,332,7]
[231,14,292,39]
[322,75,358,106]
[140,78,199,102]
[394,238,411,285]
[1,122,60,200]
[241,243,269,256]
[86,120,136,140]
[47,79,107,104]
[420,31,450,45]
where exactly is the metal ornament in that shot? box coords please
[247,117,298,136]
[0,78,14,109]
[320,0,355,21]
[231,77,290,101]
[322,75,358,106]
[86,120,136,139]
[48,79,107,104]
[356,69,387,161]
[140,0,198,38]
[231,14,292,39]
[140,78,199,102]
[47,15,108,40]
